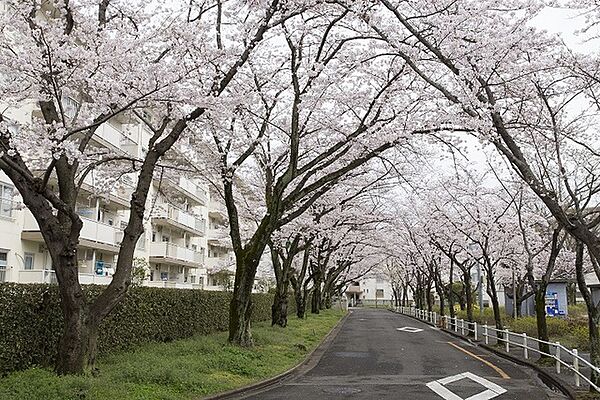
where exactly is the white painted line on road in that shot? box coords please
[426,372,507,400]
[396,327,424,333]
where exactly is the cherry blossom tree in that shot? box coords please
[0,0,291,374]
[195,4,437,345]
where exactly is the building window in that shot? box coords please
[24,253,34,270]
[0,183,14,218]
[61,96,79,118]
[160,271,168,281]
[149,270,154,281]
[376,289,384,298]
[0,251,6,282]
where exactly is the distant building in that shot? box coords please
[344,276,394,306]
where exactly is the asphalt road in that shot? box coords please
[242,308,567,399]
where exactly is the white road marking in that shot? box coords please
[396,327,424,333]
[426,372,507,400]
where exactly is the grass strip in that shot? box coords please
[0,309,346,400]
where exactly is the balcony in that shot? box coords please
[95,122,139,156]
[207,227,231,247]
[144,281,201,290]
[18,269,57,284]
[208,199,228,220]
[159,176,208,205]
[22,211,123,253]
[149,242,204,267]
[151,204,206,236]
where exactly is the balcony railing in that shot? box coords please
[152,204,206,234]
[96,122,138,155]
[24,211,123,247]
[177,177,208,204]
[149,242,204,265]
[18,269,57,284]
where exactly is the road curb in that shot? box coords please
[201,311,350,400]
[391,310,575,400]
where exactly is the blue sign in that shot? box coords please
[545,292,565,317]
[95,260,104,275]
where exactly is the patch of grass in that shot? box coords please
[0,309,345,400]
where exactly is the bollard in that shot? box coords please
[573,349,580,387]
[474,322,478,341]
[505,329,510,352]
[461,319,465,336]
[454,317,458,332]
[555,343,561,374]
[483,325,489,345]
[522,333,528,359]
[433,312,437,326]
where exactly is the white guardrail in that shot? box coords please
[396,305,600,392]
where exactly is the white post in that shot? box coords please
[474,322,478,341]
[433,312,437,325]
[555,343,561,374]
[573,349,580,387]
[461,319,465,335]
[454,317,458,332]
[484,325,489,345]
[522,333,528,359]
[505,329,510,352]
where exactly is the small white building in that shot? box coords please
[345,276,394,307]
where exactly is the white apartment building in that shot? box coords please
[0,99,235,290]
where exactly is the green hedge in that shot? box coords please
[0,284,279,376]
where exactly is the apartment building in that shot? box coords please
[204,191,236,290]
[0,99,236,290]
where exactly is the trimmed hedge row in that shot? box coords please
[0,284,280,376]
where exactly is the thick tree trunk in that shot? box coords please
[51,244,100,375]
[271,286,289,327]
[228,252,262,346]
[296,292,306,318]
[311,285,321,314]
[56,312,98,375]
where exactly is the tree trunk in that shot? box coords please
[271,286,289,327]
[487,274,504,332]
[311,284,321,314]
[228,252,262,346]
[574,241,600,390]
[464,269,474,322]
[534,284,550,357]
[311,273,322,314]
[52,246,97,375]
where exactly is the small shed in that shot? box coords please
[504,280,568,317]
